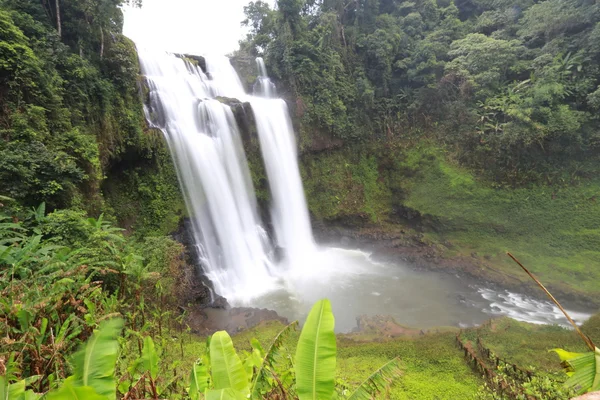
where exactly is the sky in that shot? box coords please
[123,0,266,55]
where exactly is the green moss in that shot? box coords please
[246,146,270,203]
[350,154,392,222]
[102,134,185,237]
[337,334,482,398]
[301,144,394,222]
[398,143,600,297]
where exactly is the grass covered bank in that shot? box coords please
[301,141,600,304]
[144,313,600,399]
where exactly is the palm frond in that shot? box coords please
[251,321,298,398]
[347,357,402,399]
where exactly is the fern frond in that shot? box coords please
[347,357,402,400]
[250,321,298,398]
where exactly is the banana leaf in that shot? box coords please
[71,318,123,400]
[295,299,336,400]
[205,388,247,400]
[347,357,402,399]
[210,331,248,392]
[553,347,600,394]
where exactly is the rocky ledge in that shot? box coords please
[185,306,288,336]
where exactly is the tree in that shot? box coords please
[446,33,525,92]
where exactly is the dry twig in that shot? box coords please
[507,252,595,351]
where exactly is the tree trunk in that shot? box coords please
[41,0,53,21]
[55,0,61,38]
[100,26,104,59]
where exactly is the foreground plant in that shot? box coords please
[188,299,401,399]
[1,300,401,399]
[508,252,599,395]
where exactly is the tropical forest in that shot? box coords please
[1,0,600,398]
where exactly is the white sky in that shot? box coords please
[123,0,265,55]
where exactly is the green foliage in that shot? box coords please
[446,33,525,91]
[189,361,210,400]
[209,331,248,393]
[102,139,185,237]
[0,205,184,394]
[240,0,600,185]
[189,300,401,399]
[295,299,337,400]
[346,357,401,399]
[70,319,124,399]
[0,0,162,212]
[301,144,394,222]
[551,348,599,395]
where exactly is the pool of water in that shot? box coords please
[236,247,592,333]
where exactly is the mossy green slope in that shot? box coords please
[301,141,600,301]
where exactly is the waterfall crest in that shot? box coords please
[138,48,316,301]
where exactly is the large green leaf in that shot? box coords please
[210,331,248,392]
[139,336,159,380]
[46,377,106,400]
[0,375,7,400]
[295,299,336,400]
[189,360,209,400]
[71,318,123,400]
[347,358,402,399]
[204,388,247,400]
[553,347,600,394]
[0,376,41,400]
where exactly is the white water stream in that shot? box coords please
[140,50,277,300]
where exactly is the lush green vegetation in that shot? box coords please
[1,199,596,398]
[239,0,600,186]
[2,0,600,398]
[0,0,183,234]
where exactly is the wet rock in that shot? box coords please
[175,53,207,73]
[186,306,289,336]
[215,97,257,145]
[273,246,285,263]
[171,218,229,308]
[354,315,421,337]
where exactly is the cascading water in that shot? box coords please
[254,58,277,98]
[138,46,318,300]
[139,49,277,301]
[249,60,317,270]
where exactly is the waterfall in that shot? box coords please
[249,61,316,269]
[139,49,276,301]
[254,58,277,98]
[138,48,317,301]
